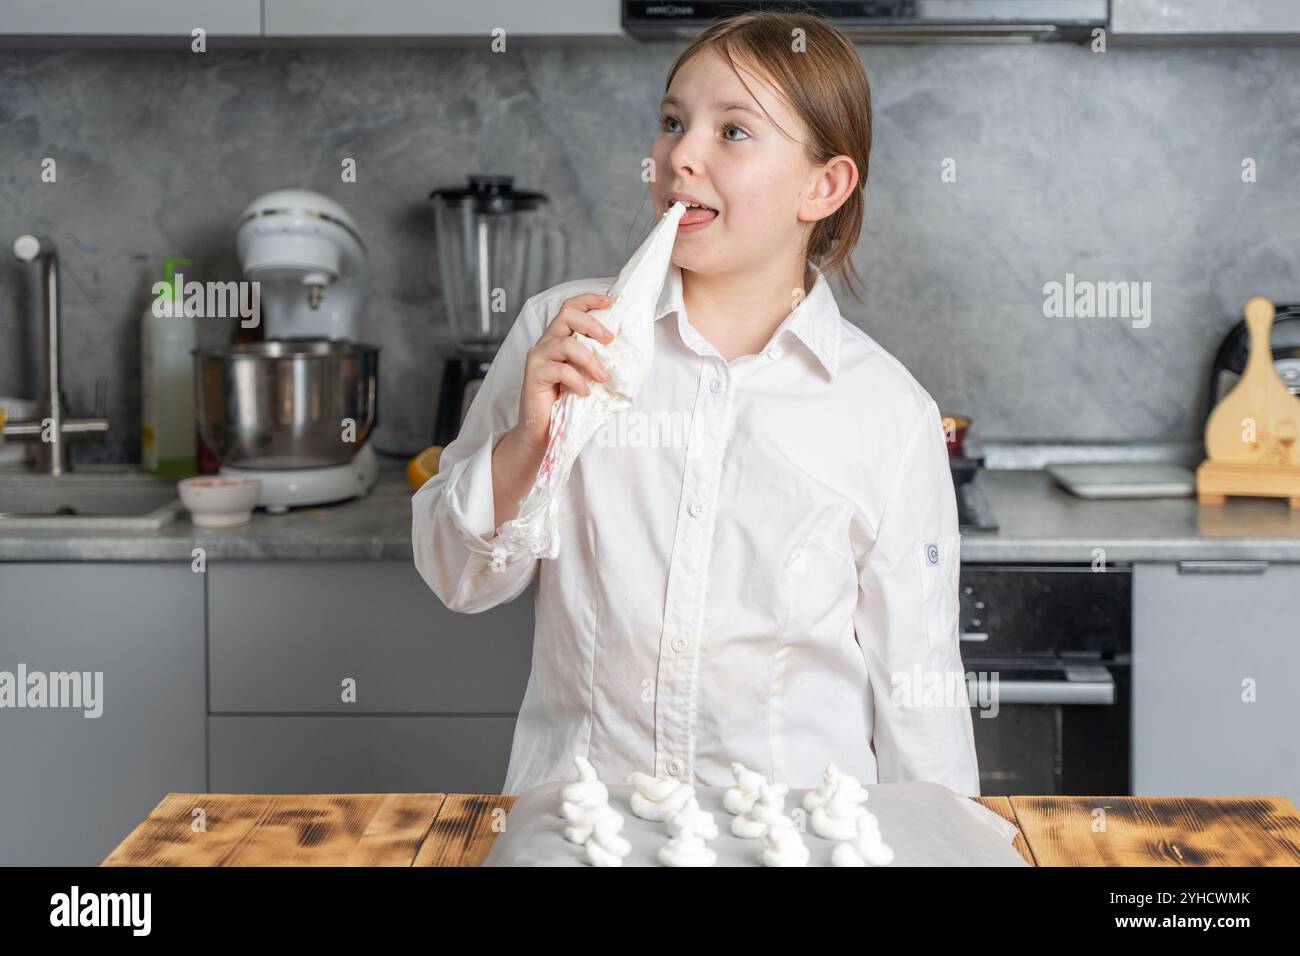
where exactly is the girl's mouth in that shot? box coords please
[677,204,718,232]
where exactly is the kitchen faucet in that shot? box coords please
[1,235,108,474]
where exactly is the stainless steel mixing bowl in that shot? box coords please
[194,338,379,470]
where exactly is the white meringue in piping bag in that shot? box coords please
[625,771,695,822]
[492,201,688,565]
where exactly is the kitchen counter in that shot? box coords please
[101,791,1300,866]
[3,456,1300,563]
[972,469,1300,563]
[0,457,420,562]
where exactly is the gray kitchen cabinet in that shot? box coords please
[0,563,205,866]
[209,715,517,794]
[1111,0,1300,40]
[208,561,534,713]
[1132,562,1300,803]
[206,560,535,794]
[0,1,261,36]
[263,0,622,37]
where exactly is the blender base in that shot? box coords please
[220,443,378,512]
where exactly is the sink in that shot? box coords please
[0,469,183,530]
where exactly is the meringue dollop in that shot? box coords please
[563,799,620,845]
[723,761,766,815]
[657,829,718,867]
[759,815,810,867]
[731,782,790,839]
[561,754,609,807]
[665,797,719,841]
[584,811,632,867]
[560,754,616,844]
[831,810,894,867]
[811,777,870,841]
[625,771,695,822]
[802,763,846,813]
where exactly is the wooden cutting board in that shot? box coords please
[1205,297,1300,464]
[1199,296,1300,506]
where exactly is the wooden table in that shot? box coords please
[102,793,1300,867]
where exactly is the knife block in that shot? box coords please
[1197,296,1300,508]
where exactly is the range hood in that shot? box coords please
[623,1,1108,42]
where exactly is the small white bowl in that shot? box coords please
[178,475,261,528]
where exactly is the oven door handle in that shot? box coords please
[966,668,1116,706]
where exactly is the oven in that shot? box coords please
[960,563,1132,796]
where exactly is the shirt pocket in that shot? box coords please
[919,534,962,651]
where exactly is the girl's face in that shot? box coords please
[650,48,817,277]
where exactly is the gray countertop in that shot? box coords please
[970,469,1300,563]
[2,457,1299,564]
[0,459,419,563]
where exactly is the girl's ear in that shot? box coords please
[804,155,858,222]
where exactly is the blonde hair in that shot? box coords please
[664,7,872,299]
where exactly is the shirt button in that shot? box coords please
[689,503,704,517]
[766,345,783,360]
[709,376,724,393]
[668,758,684,777]
[671,637,687,653]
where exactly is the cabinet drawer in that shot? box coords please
[0,0,261,36]
[0,563,205,865]
[208,561,534,714]
[1133,562,1300,802]
[263,0,622,36]
[209,715,517,794]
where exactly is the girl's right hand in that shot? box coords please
[514,292,616,451]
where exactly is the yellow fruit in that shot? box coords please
[407,445,443,491]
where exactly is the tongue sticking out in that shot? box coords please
[680,206,718,225]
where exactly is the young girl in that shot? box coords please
[413,10,979,797]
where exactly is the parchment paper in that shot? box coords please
[482,780,1028,867]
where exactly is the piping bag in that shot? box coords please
[489,201,687,569]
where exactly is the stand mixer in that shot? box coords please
[195,189,379,512]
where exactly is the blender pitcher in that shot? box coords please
[431,174,569,350]
[429,175,568,445]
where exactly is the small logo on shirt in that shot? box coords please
[925,542,940,566]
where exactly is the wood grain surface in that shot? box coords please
[103,792,1300,867]
[1010,795,1300,867]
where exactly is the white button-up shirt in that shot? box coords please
[412,264,980,797]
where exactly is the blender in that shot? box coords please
[428,175,568,447]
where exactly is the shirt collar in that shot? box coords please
[654,264,843,380]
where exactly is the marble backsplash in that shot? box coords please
[1,39,1297,463]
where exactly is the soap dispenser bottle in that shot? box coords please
[141,257,198,477]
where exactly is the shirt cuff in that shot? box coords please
[444,427,533,573]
